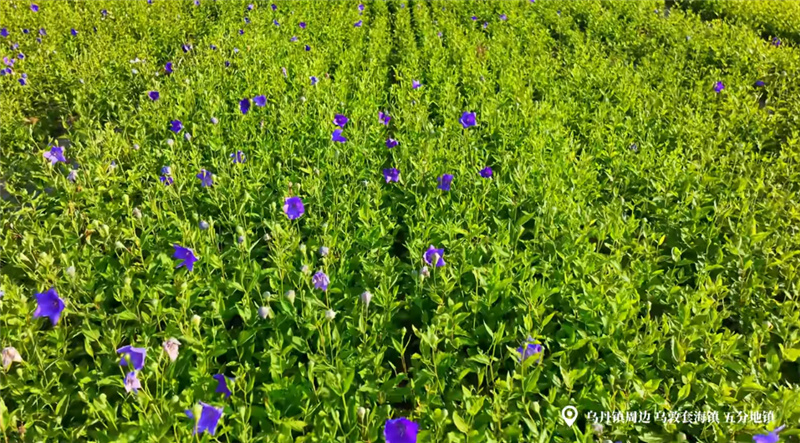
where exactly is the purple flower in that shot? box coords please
[31,4,39,12]
[173,244,199,271]
[243,17,250,24]
[358,3,364,12]
[148,91,159,101]
[240,98,250,114]
[772,37,781,47]
[273,19,279,26]
[471,15,477,21]
[412,80,421,89]
[755,80,765,87]
[754,426,785,443]
[483,22,488,28]
[234,47,239,53]
[117,345,147,371]
[160,166,174,185]
[253,95,266,107]
[225,60,230,67]
[239,29,244,35]
[383,168,400,183]
[379,111,391,125]
[271,3,277,10]
[39,28,46,36]
[386,138,398,149]
[283,196,305,220]
[479,166,493,178]
[312,271,329,291]
[17,52,25,59]
[33,287,65,326]
[213,374,232,398]
[290,35,298,42]
[459,111,476,128]
[211,117,219,124]
[332,129,347,143]
[101,8,108,16]
[248,3,254,10]
[185,132,192,141]
[230,150,246,163]
[517,337,543,362]
[197,169,213,187]
[437,174,453,191]
[310,76,318,85]
[282,67,288,77]
[187,402,224,436]
[44,146,66,165]
[384,417,419,443]
[333,114,348,127]
[354,20,363,27]
[165,61,173,74]
[124,371,141,394]
[0,28,7,38]
[714,81,725,93]
[305,45,311,51]
[500,14,507,21]
[199,221,209,230]
[424,245,445,267]
[193,0,199,5]
[67,169,78,182]
[71,28,78,36]
[299,22,306,29]
[19,77,26,86]
[182,43,192,53]
[170,120,183,133]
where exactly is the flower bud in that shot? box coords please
[357,406,367,419]
[65,265,76,278]
[132,208,142,219]
[319,246,329,257]
[285,290,296,304]
[191,315,201,327]
[325,309,336,320]
[360,290,372,306]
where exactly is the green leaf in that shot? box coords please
[452,411,470,434]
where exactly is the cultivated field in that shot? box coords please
[1,1,799,442]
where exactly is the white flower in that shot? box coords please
[319,246,329,257]
[360,291,372,306]
[420,266,430,278]
[325,309,336,320]
[299,243,306,253]
[131,68,138,74]
[301,265,310,275]
[132,208,142,219]
[162,338,181,362]
[191,315,201,327]
[166,138,175,147]
[65,266,76,278]
[1,347,22,370]
[357,406,367,419]
[124,371,141,394]
[258,306,273,319]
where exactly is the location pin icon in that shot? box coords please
[561,406,578,427]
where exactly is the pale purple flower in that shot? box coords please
[182,43,192,53]
[31,4,39,12]
[754,426,786,443]
[199,221,209,230]
[714,81,725,93]
[1,347,22,370]
[290,35,298,42]
[332,129,347,143]
[247,4,254,10]
[386,138,398,149]
[299,22,306,29]
[379,111,391,125]
[67,169,78,182]
[500,14,507,21]
[273,19,279,26]
[254,95,266,107]
[211,117,218,124]
[148,91,159,101]
[283,196,304,220]
[358,4,364,13]
[310,75,318,85]
[412,80,421,89]
[312,271,329,291]
[282,67,287,77]
[124,371,141,394]
[354,20,363,27]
